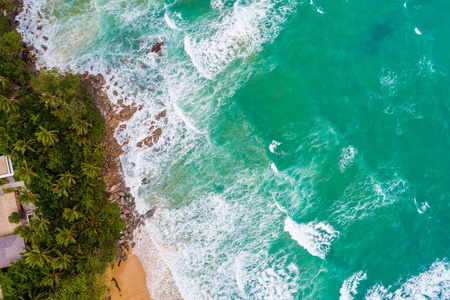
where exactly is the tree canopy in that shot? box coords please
[0,15,123,300]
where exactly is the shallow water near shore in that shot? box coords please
[17,0,450,298]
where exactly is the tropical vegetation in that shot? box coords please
[0,6,124,299]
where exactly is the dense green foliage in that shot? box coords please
[8,211,20,224]
[47,273,108,300]
[0,16,123,300]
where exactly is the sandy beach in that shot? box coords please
[107,250,153,300]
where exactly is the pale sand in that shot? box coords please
[107,251,152,300]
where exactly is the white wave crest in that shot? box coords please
[284,217,339,259]
[164,12,179,30]
[340,271,367,300]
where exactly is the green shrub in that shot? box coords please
[8,211,20,224]
[0,14,7,35]
[0,0,13,13]
[0,59,31,85]
[0,31,22,62]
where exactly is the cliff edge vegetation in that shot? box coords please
[0,3,124,299]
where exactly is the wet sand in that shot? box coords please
[107,251,153,300]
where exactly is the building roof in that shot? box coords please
[0,235,25,268]
[0,192,20,238]
[0,156,13,179]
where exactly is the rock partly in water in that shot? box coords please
[150,41,164,55]
[144,207,157,219]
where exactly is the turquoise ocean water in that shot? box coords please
[17,0,450,298]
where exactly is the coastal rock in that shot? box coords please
[155,109,166,120]
[136,127,162,148]
[150,41,164,55]
[144,207,156,219]
[118,106,137,121]
[108,182,121,193]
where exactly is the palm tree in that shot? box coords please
[93,141,107,158]
[0,126,9,141]
[23,244,53,268]
[53,181,69,197]
[13,139,35,155]
[35,126,59,146]
[70,119,92,136]
[63,207,83,223]
[18,187,40,205]
[51,253,73,270]
[81,226,102,239]
[81,162,102,179]
[26,290,46,300]
[30,214,50,235]
[15,160,38,185]
[55,227,77,247]
[14,225,36,243]
[0,94,18,113]
[7,112,24,126]
[58,172,78,187]
[40,271,62,288]
[0,75,11,91]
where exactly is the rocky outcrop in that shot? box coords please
[78,72,157,259]
[6,0,24,32]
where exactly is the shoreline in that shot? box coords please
[7,0,179,298]
[80,66,182,300]
[107,250,152,300]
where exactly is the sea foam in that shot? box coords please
[339,271,367,300]
[184,0,296,79]
[339,145,357,172]
[365,260,450,299]
[284,217,339,259]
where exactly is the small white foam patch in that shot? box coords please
[317,7,325,14]
[415,27,422,35]
[339,145,357,172]
[271,162,279,173]
[269,140,281,153]
[365,260,450,299]
[380,68,399,96]
[164,12,179,30]
[414,198,429,214]
[284,217,339,259]
[339,271,367,300]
